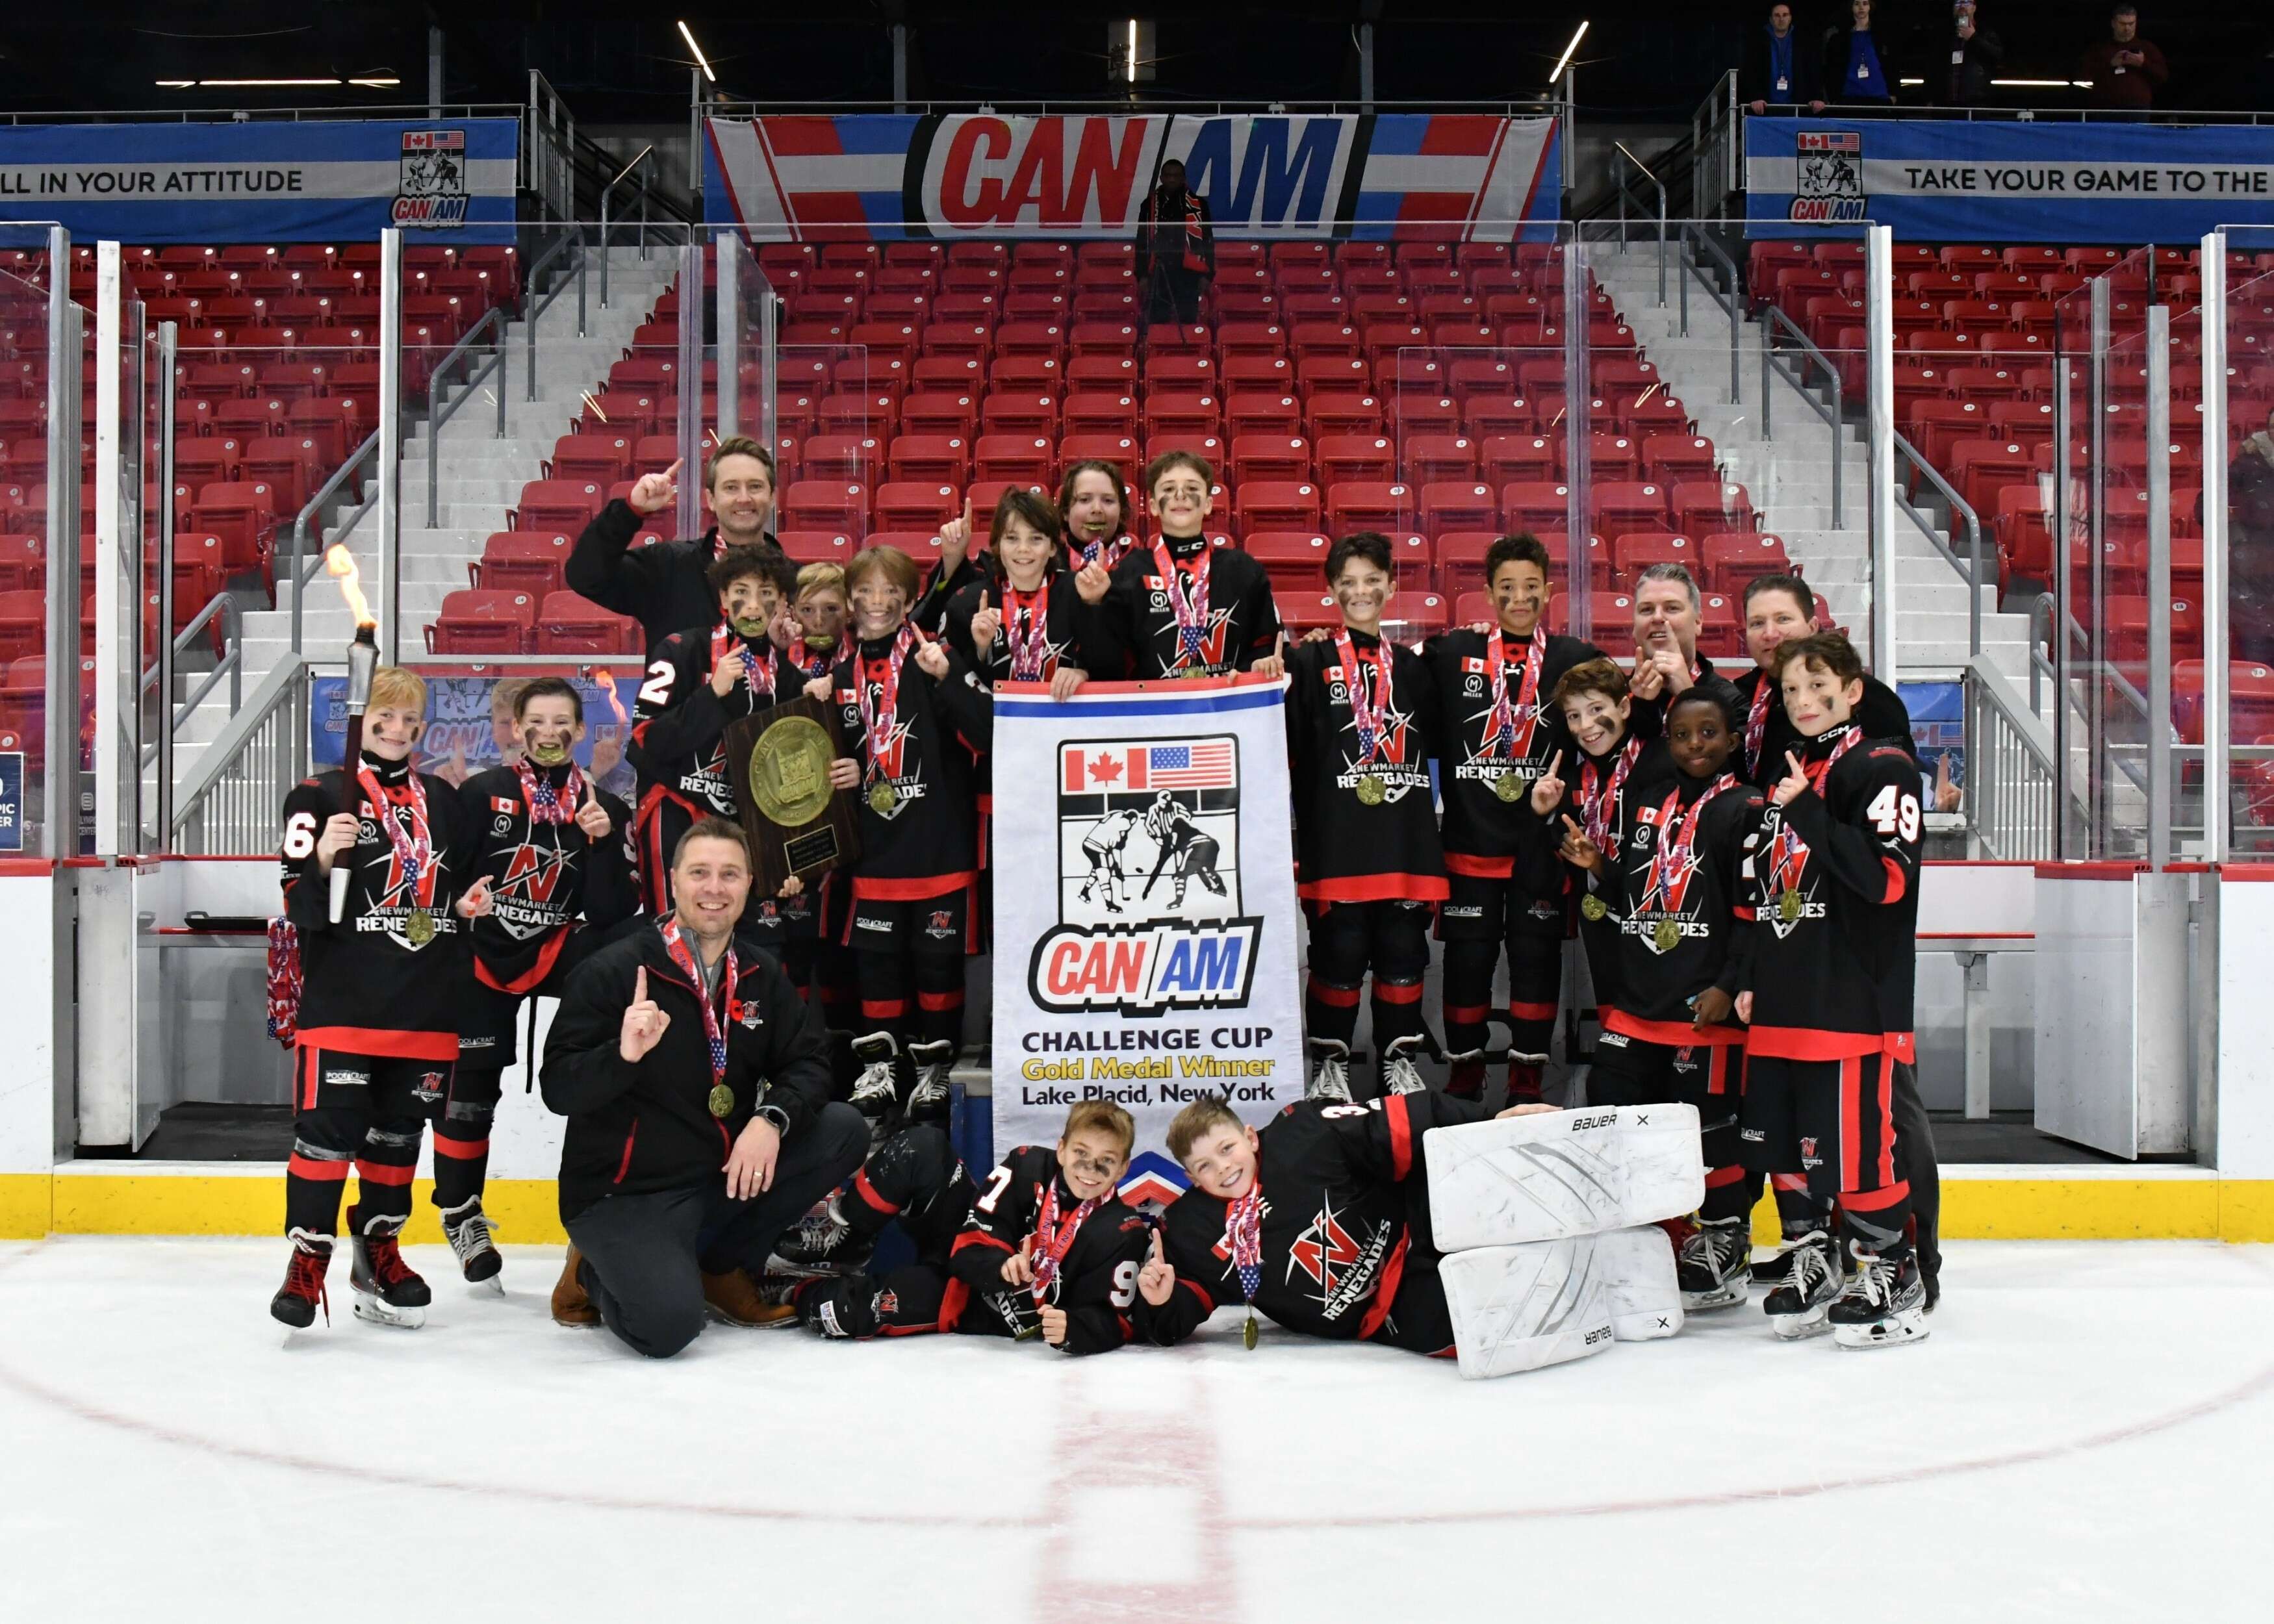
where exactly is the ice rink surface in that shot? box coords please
[3,1237,2270,1623]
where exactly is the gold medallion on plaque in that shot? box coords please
[746,714,836,828]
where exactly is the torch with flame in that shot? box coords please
[327,545,379,924]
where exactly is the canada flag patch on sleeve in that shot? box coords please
[491,796,518,813]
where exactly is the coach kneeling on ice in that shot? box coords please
[540,817,868,1357]
[1138,1095,1699,1377]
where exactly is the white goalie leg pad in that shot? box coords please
[1593,1224,1685,1341]
[1439,1236,1617,1380]
[1425,1104,1706,1251]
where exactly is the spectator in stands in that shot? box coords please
[2082,5,2167,112]
[2229,407,2274,661]
[565,438,784,659]
[1743,4,1825,113]
[1821,0,1900,107]
[1935,1,2004,107]
[1136,159,1214,329]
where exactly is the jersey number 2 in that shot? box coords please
[1866,784,1921,844]
[637,660,674,708]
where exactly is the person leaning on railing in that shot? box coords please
[1743,3,1825,114]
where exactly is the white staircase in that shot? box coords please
[1593,249,2036,694]
[160,246,680,798]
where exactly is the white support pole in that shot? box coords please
[377,227,403,665]
[2200,232,2229,865]
[1865,223,1898,690]
[93,244,122,857]
[717,233,743,444]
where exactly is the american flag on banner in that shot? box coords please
[1062,740,1236,793]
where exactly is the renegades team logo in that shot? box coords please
[1760,812,1826,938]
[1030,735,1260,1015]
[491,837,576,941]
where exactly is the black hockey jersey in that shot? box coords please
[1103,533,1281,679]
[945,1144,1152,1356]
[1731,665,1917,790]
[1597,769,1763,1045]
[1742,724,1923,1059]
[1138,1092,1492,1346]
[279,753,483,1061]
[941,570,1110,688]
[1418,626,1602,880]
[829,627,993,894]
[1284,629,1446,902]
[628,623,786,818]
[1514,733,1677,1021]
[457,762,640,995]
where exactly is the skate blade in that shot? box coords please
[1834,1307,1930,1349]
[465,1275,506,1296]
[1768,1303,1832,1340]
[350,1293,427,1330]
[1680,1282,1749,1312]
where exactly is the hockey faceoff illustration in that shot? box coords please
[1060,737,1242,923]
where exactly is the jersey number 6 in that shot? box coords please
[281,810,318,859]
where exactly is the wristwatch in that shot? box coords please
[758,1104,791,1134]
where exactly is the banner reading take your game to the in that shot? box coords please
[991,676,1304,1205]
[705,111,1561,240]
[1746,116,2274,242]
[0,119,518,244]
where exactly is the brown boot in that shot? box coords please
[551,1246,600,1327]
[701,1266,798,1328]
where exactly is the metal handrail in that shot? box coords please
[140,590,238,698]
[1691,70,1741,224]
[1737,101,2274,125]
[523,224,589,403]
[169,653,310,849]
[1965,653,2060,859]
[423,304,509,527]
[1612,144,1668,307]
[1890,431,1987,660]
[140,592,244,771]
[288,427,383,655]
[598,146,656,310]
[1677,221,1743,404]
[1759,303,1845,527]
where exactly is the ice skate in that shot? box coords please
[1761,1230,1840,1339]
[440,1197,502,1286]
[1677,1216,1752,1311]
[905,1039,956,1124]
[1379,1034,1429,1096]
[270,1230,332,1328]
[346,1208,430,1329]
[1831,1243,1931,1350]
[849,1032,901,1143]
[1443,1047,1486,1100]
[1305,1037,1353,1103]
[769,1195,875,1277]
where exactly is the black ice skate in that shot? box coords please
[905,1039,956,1124]
[849,1032,902,1143]
[1305,1037,1353,1104]
[1830,1243,1931,1350]
[270,1230,332,1328]
[440,1197,503,1286]
[1379,1035,1429,1096]
[770,1195,876,1278]
[1760,1230,1840,1339]
[346,1206,431,1329]
[1677,1216,1752,1311]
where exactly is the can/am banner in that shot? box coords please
[705,112,1561,240]
[1746,116,2274,242]
[310,673,640,802]
[0,119,519,244]
[990,677,1305,1205]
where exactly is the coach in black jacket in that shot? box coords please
[565,436,784,659]
[541,816,865,1357]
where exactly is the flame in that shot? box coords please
[604,678,630,727]
[324,544,374,629]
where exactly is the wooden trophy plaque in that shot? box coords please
[722,696,862,896]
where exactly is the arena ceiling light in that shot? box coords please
[1993,79,2084,88]
[678,21,716,83]
[155,77,399,88]
[1549,21,1588,84]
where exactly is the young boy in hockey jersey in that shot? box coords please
[1735,632,1928,1348]
[1548,686,1766,1310]
[272,666,495,1328]
[1286,532,1446,1104]
[1099,451,1286,679]
[784,1101,1152,1354]
[803,545,991,1139]
[445,678,640,1284]
[1420,534,1604,1102]
[1138,1091,1549,1355]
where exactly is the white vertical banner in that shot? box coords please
[990,676,1305,1205]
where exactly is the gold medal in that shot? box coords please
[708,1083,734,1118]
[1779,887,1804,922]
[1243,1312,1259,1351]
[1654,915,1682,954]
[867,780,899,815]
[405,907,435,946]
[1355,773,1386,806]
[1494,771,1524,802]
[1580,894,1607,922]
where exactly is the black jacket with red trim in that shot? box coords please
[945,1144,1151,1356]
[628,624,787,819]
[457,763,639,996]
[831,632,993,895]
[1740,726,1923,1059]
[279,753,483,1061]
[564,496,784,659]
[539,919,833,1223]
[1284,629,1446,902]
[1136,1092,1492,1347]
[1731,665,1916,790]
[1597,768,1764,1042]
[1513,732,1678,1019]
[1418,626,1602,880]
[1101,533,1281,679]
